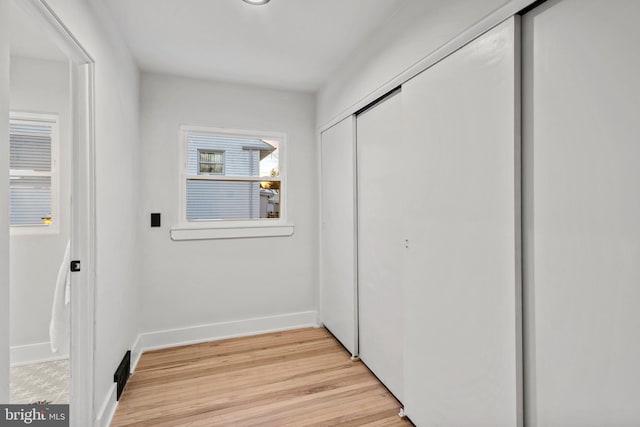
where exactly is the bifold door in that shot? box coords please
[320,117,357,355]
[356,90,404,402]
[401,17,521,426]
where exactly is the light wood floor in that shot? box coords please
[111,327,411,426]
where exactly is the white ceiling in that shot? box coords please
[101,0,406,92]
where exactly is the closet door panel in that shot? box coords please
[357,91,404,401]
[523,1,640,425]
[402,18,520,427]
[320,117,357,355]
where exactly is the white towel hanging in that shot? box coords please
[50,240,71,354]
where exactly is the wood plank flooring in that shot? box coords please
[111,327,411,426]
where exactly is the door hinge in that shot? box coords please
[70,260,81,272]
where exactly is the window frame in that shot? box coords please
[173,125,293,240]
[9,111,60,235]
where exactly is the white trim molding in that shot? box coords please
[15,3,96,427]
[94,383,117,427]
[10,342,68,367]
[318,0,540,133]
[177,125,290,240]
[171,222,294,240]
[131,311,319,373]
[96,311,317,427]
[19,0,93,64]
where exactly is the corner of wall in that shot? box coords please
[132,311,319,357]
[99,311,317,425]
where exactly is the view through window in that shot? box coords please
[183,128,282,221]
[9,114,58,229]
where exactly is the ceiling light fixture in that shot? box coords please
[242,0,270,5]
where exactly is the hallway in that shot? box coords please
[112,328,409,426]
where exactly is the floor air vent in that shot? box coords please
[114,350,131,401]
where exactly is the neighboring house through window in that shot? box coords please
[181,126,284,222]
[9,112,59,233]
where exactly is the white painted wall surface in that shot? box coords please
[41,0,141,417]
[320,116,357,355]
[316,0,508,127]
[402,18,520,426]
[9,57,70,358]
[138,72,317,334]
[0,0,11,403]
[523,1,640,425]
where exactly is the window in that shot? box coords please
[198,150,224,175]
[9,113,59,233]
[173,125,292,240]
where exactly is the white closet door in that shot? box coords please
[357,90,404,401]
[523,1,640,425]
[402,18,520,426]
[320,116,357,355]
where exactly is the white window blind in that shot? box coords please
[9,115,58,229]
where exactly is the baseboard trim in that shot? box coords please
[96,310,318,425]
[94,383,117,427]
[130,333,142,374]
[132,310,319,373]
[10,342,69,367]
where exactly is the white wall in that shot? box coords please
[316,0,508,126]
[138,72,317,334]
[9,56,70,358]
[0,0,10,404]
[42,0,141,417]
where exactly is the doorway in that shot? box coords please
[6,0,95,425]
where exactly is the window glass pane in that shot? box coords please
[199,163,223,174]
[10,122,52,171]
[187,179,280,220]
[259,139,280,178]
[200,151,222,164]
[10,176,52,225]
[198,151,224,174]
[188,134,278,177]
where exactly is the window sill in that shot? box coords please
[10,225,60,236]
[170,222,294,241]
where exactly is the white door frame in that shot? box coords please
[15,2,96,425]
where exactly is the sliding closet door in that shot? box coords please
[402,18,520,426]
[523,1,640,425]
[320,117,357,355]
[357,90,404,401]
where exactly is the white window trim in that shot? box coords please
[9,111,60,235]
[172,125,294,241]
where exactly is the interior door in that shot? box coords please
[522,1,640,425]
[401,18,521,426]
[356,89,404,402]
[320,116,357,356]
